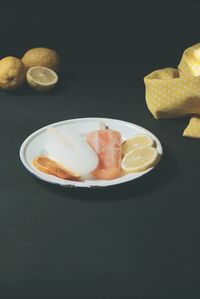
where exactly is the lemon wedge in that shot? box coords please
[26,66,58,91]
[121,146,159,173]
[122,134,154,156]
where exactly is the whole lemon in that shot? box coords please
[0,57,25,90]
[22,47,60,72]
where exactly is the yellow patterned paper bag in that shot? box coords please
[183,116,200,138]
[178,43,200,78]
[144,67,200,119]
[179,43,200,138]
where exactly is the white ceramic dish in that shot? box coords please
[19,117,163,188]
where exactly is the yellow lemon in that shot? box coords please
[0,57,25,90]
[26,66,58,91]
[122,146,159,173]
[22,47,60,71]
[122,134,155,156]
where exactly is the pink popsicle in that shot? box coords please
[87,126,122,180]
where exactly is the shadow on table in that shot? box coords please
[0,71,77,96]
[36,143,179,201]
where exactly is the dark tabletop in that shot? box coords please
[1,1,200,298]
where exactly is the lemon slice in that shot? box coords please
[122,134,154,156]
[26,66,58,91]
[121,146,159,173]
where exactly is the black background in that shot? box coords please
[1,1,200,298]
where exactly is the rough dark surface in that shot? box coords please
[1,1,200,298]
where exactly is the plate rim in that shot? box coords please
[19,117,163,188]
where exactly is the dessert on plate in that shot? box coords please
[32,122,159,181]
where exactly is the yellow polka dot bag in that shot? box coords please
[144,43,200,138]
[144,67,200,119]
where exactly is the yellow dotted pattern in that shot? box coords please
[178,56,194,78]
[144,67,200,119]
[183,116,200,138]
[178,43,200,78]
[144,43,200,139]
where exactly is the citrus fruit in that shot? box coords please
[22,47,60,71]
[26,66,58,91]
[122,134,155,156]
[33,156,80,180]
[121,146,159,173]
[0,56,25,90]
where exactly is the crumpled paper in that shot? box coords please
[144,43,200,138]
[183,116,200,139]
[144,67,200,119]
[178,43,200,78]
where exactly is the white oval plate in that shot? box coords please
[19,117,163,188]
